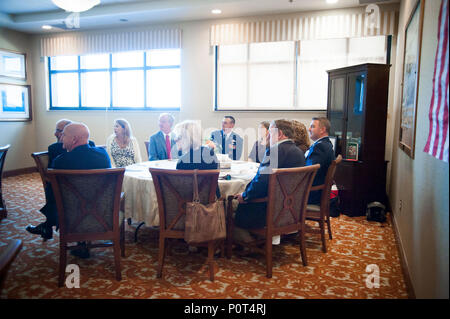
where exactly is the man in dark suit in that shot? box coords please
[305,117,335,204]
[148,113,178,161]
[48,119,96,164]
[26,123,111,247]
[207,116,243,160]
[234,119,305,229]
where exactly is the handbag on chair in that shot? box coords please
[184,170,226,244]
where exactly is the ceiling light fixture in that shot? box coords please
[51,0,101,13]
[211,9,222,14]
[42,25,52,30]
[326,0,339,4]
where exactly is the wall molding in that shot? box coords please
[3,167,37,178]
[389,211,416,299]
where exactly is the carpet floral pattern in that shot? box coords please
[0,173,408,299]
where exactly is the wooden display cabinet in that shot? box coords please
[327,63,390,216]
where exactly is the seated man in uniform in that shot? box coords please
[207,116,244,160]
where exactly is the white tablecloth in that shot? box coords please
[122,160,259,227]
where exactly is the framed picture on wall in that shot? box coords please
[0,83,32,121]
[399,0,424,159]
[0,49,27,80]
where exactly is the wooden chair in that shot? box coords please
[226,164,319,278]
[149,168,221,281]
[31,151,50,191]
[144,141,149,160]
[0,144,11,220]
[47,168,126,287]
[305,155,342,253]
[0,239,23,294]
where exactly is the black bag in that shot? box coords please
[329,196,341,217]
[366,202,387,223]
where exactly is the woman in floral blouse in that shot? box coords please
[106,119,142,167]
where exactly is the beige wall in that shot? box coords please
[0,28,36,171]
[389,0,449,298]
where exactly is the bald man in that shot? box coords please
[26,123,111,249]
[48,119,96,165]
[52,123,110,169]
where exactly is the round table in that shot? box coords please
[122,160,259,227]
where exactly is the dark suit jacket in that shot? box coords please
[235,140,305,229]
[48,140,95,165]
[148,131,177,161]
[42,144,111,227]
[176,146,220,198]
[210,130,243,160]
[305,136,335,204]
[242,140,305,202]
[52,144,111,169]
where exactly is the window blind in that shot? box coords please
[40,28,181,57]
[210,9,398,46]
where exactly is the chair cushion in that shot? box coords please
[306,204,321,212]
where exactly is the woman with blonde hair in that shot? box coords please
[291,120,311,153]
[173,120,218,170]
[106,119,142,167]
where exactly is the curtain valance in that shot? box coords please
[40,28,181,57]
[210,9,398,46]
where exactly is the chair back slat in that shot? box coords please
[0,144,11,181]
[47,169,125,237]
[31,151,50,190]
[0,145,10,174]
[319,155,343,211]
[0,145,11,215]
[144,141,149,160]
[150,168,219,232]
[267,165,320,230]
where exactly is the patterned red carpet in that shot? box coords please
[0,173,408,299]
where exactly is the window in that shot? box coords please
[216,41,296,110]
[298,36,386,110]
[48,49,181,110]
[215,36,387,111]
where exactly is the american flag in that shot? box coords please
[424,0,449,162]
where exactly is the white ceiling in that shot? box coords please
[0,0,399,34]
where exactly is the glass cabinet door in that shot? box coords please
[345,72,366,161]
[328,76,346,157]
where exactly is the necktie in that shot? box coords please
[222,132,226,154]
[165,134,171,159]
